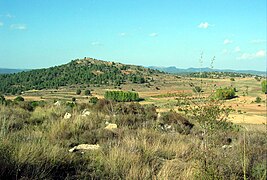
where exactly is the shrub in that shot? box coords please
[255,96,261,103]
[76,89,81,95]
[215,87,235,100]
[104,91,139,102]
[72,97,76,102]
[94,99,114,113]
[230,78,235,81]
[255,76,261,81]
[193,86,202,93]
[14,96,24,102]
[110,103,157,128]
[84,89,91,96]
[159,111,194,134]
[89,97,99,104]
[261,80,267,94]
[0,94,6,105]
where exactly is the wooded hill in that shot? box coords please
[0,57,162,95]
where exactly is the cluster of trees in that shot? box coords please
[76,89,91,96]
[104,91,139,102]
[215,87,236,100]
[0,59,156,95]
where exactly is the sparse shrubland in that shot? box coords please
[0,93,266,179]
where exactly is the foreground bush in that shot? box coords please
[158,111,194,134]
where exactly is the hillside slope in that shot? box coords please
[0,57,162,94]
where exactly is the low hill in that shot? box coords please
[149,66,266,76]
[0,57,162,95]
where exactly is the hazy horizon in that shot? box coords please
[0,57,266,73]
[0,0,266,71]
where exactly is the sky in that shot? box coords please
[0,0,266,71]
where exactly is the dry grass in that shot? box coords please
[0,101,266,179]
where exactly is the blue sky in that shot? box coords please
[0,0,266,71]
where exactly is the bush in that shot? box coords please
[159,111,194,134]
[94,99,113,113]
[89,97,99,104]
[84,89,91,96]
[230,78,235,81]
[193,86,202,93]
[76,89,81,95]
[255,96,261,103]
[215,87,235,100]
[104,91,139,102]
[255,76,261,81]
[0,94,6,105]
[261,80,267,94]
[14,96,24,102]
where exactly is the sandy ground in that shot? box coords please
[229,114,266,124]
[5,95,42,101]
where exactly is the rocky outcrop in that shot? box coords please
[64,112,72,119]
[81,109,91,117]
[104,122,118,130]
[69,144,100,152]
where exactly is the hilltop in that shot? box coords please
[0,57,162,95]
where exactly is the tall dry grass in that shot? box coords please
[0,100,266,179]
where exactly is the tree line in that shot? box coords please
[104,91,139,102]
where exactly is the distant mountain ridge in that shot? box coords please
[148,66,266,76]
[0,68,30,74]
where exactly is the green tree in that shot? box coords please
[89,97,98,104]
[76,89,81,95]
[84,89,91,96]
[104,91,139,102]
[255,96,261,103]
[14,96,24,102]
[215,87,235,100]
